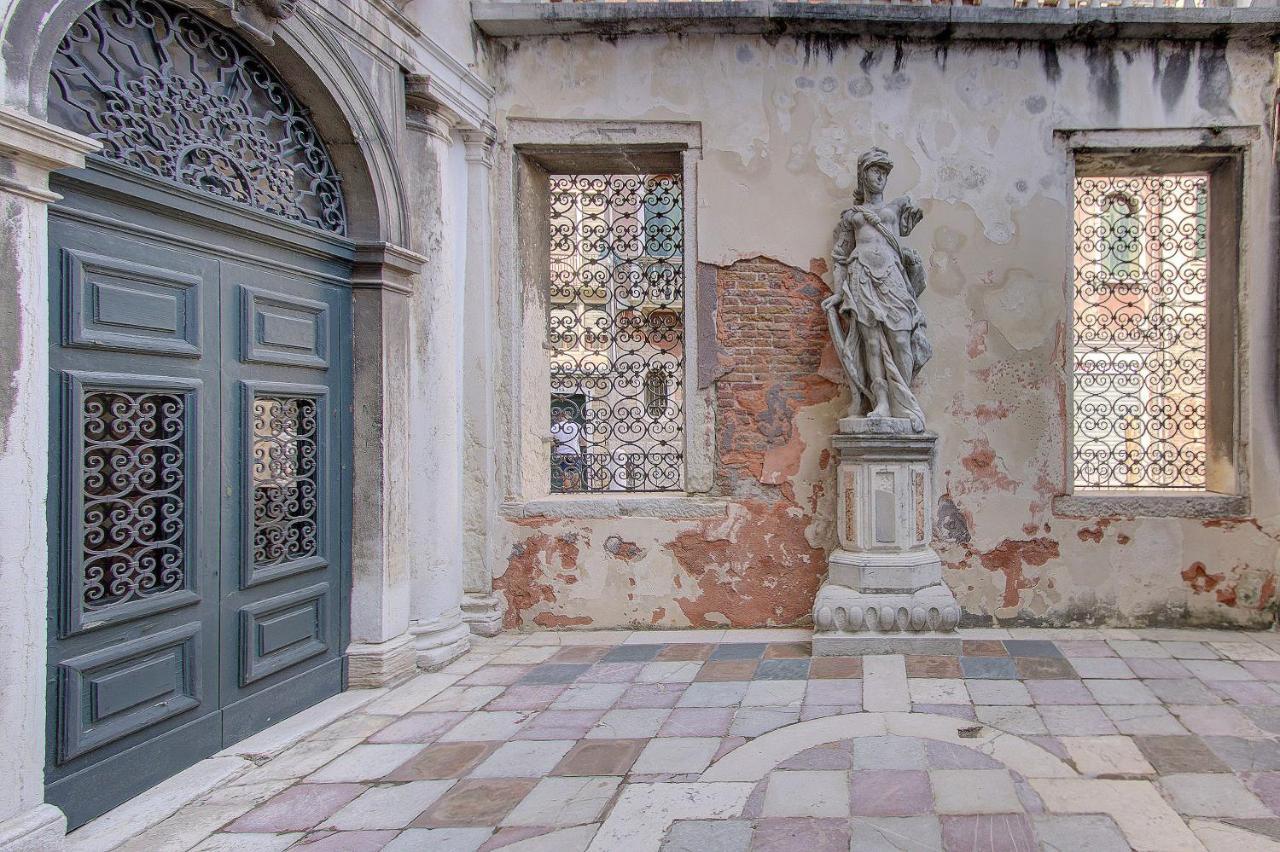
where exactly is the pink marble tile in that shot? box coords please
[578,663,645,683]
[617,682,685,709]
[511,709,604,740]
[227,784,365,833]
[849,770,932,817]
[1027,680,1095,706]
[1243,662,1280,681]
[367,712,466,744]
[940,814,1036,852]
[1209,681,1280,706]
[1056,641,1116,658]
[659,707,734,737]
[484,685,567,712]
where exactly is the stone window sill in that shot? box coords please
[500,494,730,520]
[1052,491,1249,520]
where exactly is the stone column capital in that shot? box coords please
[404,74,459,142]
[461,127,496,168]
[0,107,98,202]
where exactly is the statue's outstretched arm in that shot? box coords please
[897,197,923,236]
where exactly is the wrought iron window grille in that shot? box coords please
[548,173,685,493]
[1071,173,1208,490]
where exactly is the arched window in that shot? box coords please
[48,0,347,234]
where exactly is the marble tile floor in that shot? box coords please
[66,627,1280,852]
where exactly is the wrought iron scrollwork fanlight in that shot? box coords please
[48,0,347,234]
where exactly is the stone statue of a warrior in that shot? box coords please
[823,148,932,432]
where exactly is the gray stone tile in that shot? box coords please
[1038,705,1116,736]
[974,706,1047,735]
[1160,773,1272,818]
[1102,704,1188,735]
[1241,706,1280,735]
[847,815,942,851]
[677,681,750,708]
[960,657,1018,679]
[709,643,767,661]
[660,819,752,852]
[852,736,928,770]
[753,659,810,680]
[382,828,491,852]
[1144,678,1221,705]
[1003,640,1063,658]
[1032,815,1129,852]
[518,664,591,685]
[729,707,798,737]
[601,644,664,663]
[1203,736,1280,772]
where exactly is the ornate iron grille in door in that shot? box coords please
[548,174,685,492]
[1072,174,1208,489]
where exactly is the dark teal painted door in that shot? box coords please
[46,169,352,829]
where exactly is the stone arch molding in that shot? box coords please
[588,712,1210,851]
[3,0,409,244]
[699,711,1076,782]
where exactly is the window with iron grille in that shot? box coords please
[548,174,685,493]
[1071,173,1208,489]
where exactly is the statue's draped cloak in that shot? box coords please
[828,204,932,427]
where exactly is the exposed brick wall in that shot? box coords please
[713,257,837,491]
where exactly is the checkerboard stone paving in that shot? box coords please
[74,629,1280,852]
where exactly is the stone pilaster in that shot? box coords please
[0,106,98,852]
[459,126,505,637]
[813,418,962,655]
[402,79,472,669]
[347,241,426,687]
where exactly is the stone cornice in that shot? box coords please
[472,1,1280,41]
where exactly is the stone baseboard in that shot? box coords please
[346,632,417,689]
[0,804,65,852]
[461,592,505,637]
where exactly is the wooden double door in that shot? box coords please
[45,167,353,828]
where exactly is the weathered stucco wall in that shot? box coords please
[491,33,1280,630]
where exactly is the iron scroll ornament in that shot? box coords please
[81,389,187,612]
[49,0,347,235]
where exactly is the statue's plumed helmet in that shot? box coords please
[852,147,893,203]
[858,147,893,176]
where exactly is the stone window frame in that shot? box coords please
[496,119,718,518]
[1053,127,1255,520]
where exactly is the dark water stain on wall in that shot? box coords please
[1086,44,1121,117]
[1196,42,1234,117]
[1157,44,1193,112]
[1040,43,1061,85]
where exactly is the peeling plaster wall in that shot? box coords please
[490,33,1280,630]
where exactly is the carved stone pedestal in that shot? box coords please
[813,418,962,656]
